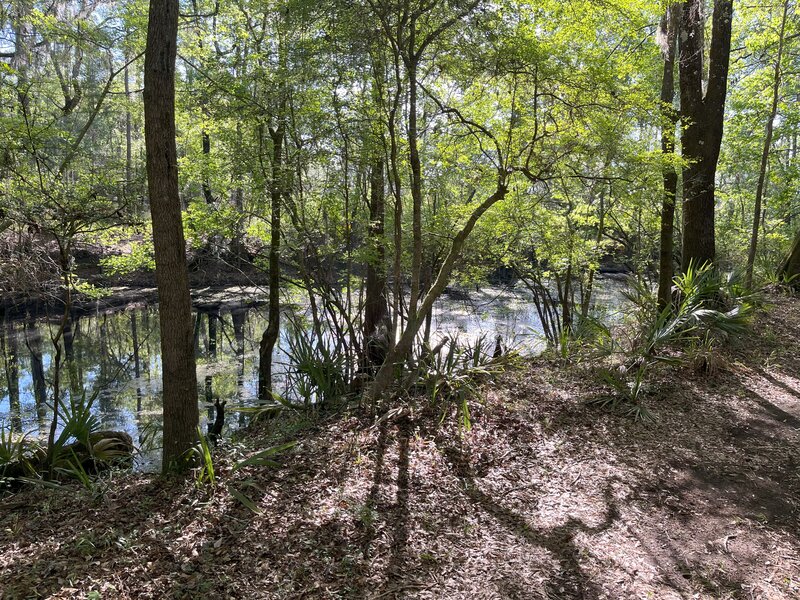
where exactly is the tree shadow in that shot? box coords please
[383,419,411,594]
[361,419,388,561]
[436,438,617,599]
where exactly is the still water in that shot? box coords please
[0,280,624,470]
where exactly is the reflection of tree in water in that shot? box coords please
[64,313,85,401]
[1,290,570,466]
[1,318,22,432]
[203,309,220,423]
[232,308,248,427]
[23,319,48,434]
[131,311,143,413]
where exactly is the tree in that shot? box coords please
[679,0,734,271]
[363,51,390,366]
[657,4,680,310]
[744,0,790,289]
[257,121,285,401]
[778,229,800,282]
[143,0,198,471]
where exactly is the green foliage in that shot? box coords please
[410,334,513,431]
[283,313,348,407]
[592,264,755,420]
[50,392,102,464]
[99,240,156,276]
[233,441,297,471]
[1,0,799,466]
[229,482,264,515]
[190,426,216,488]
[228,442,297,513]
[0,426,38,487]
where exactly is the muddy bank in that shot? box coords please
[1,250,270,320]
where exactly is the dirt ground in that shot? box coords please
[1,294,799,599]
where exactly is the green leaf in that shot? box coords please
[233,441,297,471]
[229,486,263,515]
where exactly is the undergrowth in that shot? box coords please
[588,262,757,421]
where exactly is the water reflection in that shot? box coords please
[0,280,625,470]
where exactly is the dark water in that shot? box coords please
[0,281,625,470]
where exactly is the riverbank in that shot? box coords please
[0,248,270,319]
[1,293,798,599]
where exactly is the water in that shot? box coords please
[0,279,626,470]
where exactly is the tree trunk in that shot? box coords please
[388,54,404,349]
[258,124,285,401]
[125,58,133,192]
[202,129,214,204]
[657,4,680,311]
[745,0,789,289]
[679,0,734,271]
[143,0,199,472]
[407,25,423,323]
[778,228,800,282]
[364,158,389,365]
[365,177,508,405]
[11,2,31,117]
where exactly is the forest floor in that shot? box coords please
[1,294,799,599]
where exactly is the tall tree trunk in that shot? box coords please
[124,53,133,194]
[144,0,199,472]
[657,4,680,310]
[202,129,214,204]
[11,1,31,117]
[745,0,789,289]
[679,0,734,271]
[258,124,285,401]
[389,54,404,349]
[407,24,423,323]
[364,157,389,365]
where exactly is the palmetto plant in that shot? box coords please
[1,389,134,489]
[283,312,348,408]
[594,263,755,420]
[0,426,38,485]
[411,333,510,431]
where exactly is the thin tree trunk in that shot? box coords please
[657,4,680,310]
[11,2,31,118]
[144,0,198,472]
[366,177,509,405]
[407,26,423,322]
[745,0,789,289]
[202,130,213,204]
[258,123,285,401]
[364,158,388,365]
[125,59,133,189]
[388,52,404,349]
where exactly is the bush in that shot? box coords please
[591,262,756,420]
